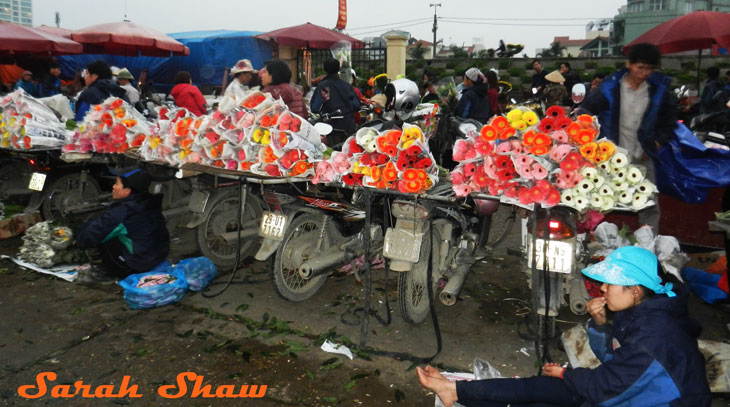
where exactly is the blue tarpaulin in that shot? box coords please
[58,30,272,94]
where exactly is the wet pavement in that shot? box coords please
[1,206,730,406]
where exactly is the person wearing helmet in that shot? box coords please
[455,67,491,123]
[225,59,258,100]
[384,78,420,118]
[310,58,360,144]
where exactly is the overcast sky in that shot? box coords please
[32,0,626,56]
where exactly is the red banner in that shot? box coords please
[335,0,347,30]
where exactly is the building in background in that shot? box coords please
[612,0,730,52]
[0,0,32,26]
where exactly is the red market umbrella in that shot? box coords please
[34,25,74,39]
[623,11,730,55]
[0,21,83,55]
[256,22,363,49]
[623,11,730,91]
[71,21,189,57]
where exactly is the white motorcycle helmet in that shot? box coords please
[385,78,420,119]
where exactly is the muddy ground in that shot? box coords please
[1,207,730,406]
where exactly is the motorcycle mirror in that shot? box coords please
[313,122,333,136]
[571,83,586,104]
[531,87,538,95]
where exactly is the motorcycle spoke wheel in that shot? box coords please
[41,174,101,222]
[397,231,436,324]
[272,215,328,303]
[194,191,261,270]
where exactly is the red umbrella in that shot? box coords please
[623,11,730,54]
[71,21,189,56]
[34,25,74,39]
[0,21,83,55]
[256,22,363,49]
[623,11,730,92]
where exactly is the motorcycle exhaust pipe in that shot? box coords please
[569,276,591,315]
[439,264,470,306]
[298,249,353,280]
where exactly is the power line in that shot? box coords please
[346,17,431,32]
[440,16,614,21]
[348,21,432,36]
[439,19,587,27]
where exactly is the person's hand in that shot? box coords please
[586,296,607,325]
[416,366,458,407]
[542,363,565,378]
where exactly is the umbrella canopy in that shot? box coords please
[71,21,189,57]
[623,11,730,54]
[34,25,74,39]
[0,21,83,55]
[256,22,363,49]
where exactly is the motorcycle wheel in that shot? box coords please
[194,189,262,270]
[272,214,330,302]
[41,173,101,222]
[397,230,437,324]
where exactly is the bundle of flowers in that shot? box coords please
[450,106,657,212]
[0,89,69,150]
[140,107,207,166]
[63,97,150,154]
[313,123,438,193]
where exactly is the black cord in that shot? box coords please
[202,177,246,298]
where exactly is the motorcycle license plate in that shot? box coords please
[259,212,287,240]
[383,227,424,263]
[28,172,46,191]
[527,239,573,274]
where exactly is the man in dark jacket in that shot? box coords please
[74,60,129,122]
[75,167,169,282]
[531,60,548,95]
[310,58,360,145]
[560,62,581,102]
[700,66,724,114]
[579,43,677,229]
[455,67,491,124]
[39,61,62,98]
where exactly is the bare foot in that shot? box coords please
[416,366,458,406]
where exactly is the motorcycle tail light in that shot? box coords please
[391,200,430,220]
[536,219,575,239]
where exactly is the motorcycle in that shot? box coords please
[255,181,385,302]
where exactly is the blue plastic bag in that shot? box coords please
[176,257,218,291]
[681,267,728,304]
[117,261,189,309]
[654,122,730,203]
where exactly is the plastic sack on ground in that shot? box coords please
[117,261,188,309]
[473,358,502,380]
[176,256,218,291]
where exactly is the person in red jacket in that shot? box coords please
[170,71,207,116]
[260,60,308,119]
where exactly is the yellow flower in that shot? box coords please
[511,120,527,130]
[523,111,539,126]
[506,109,523,123]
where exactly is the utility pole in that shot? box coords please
[430,3,441,59]
[54,12,60,28]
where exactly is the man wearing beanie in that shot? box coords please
[310,58,361,146]
[75,167,169,283]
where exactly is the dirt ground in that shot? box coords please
[1,206,730,406]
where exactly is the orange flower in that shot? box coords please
[577,114,594,128]
[522,130,537,146]
[579,142,597,159]
[210,143,224,158]
[491,116,509,131]
[180,138,194,150]
[403,168,420,181]
[113,107,126,119]
[533,132,551,147]
[500,127,517,140]
[262,146,278,163]
[402,179,423,193]
[260,115,272,127]
[597,141,615,157]
[382,161,398,181]
[212,160,225,168]
[385,130,401,145]
[576,129,596,145]
[370,165,382,182]
[122,119,137,128]
[592,153,608,164]
[131,134,146,147]
[530,145,550,155]
[290,161,310,176]
[480,125,498,141]
[566,122,581,140]
[109,99,124,109]
[240,161,253,171]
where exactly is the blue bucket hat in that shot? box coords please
[581,246,675,297]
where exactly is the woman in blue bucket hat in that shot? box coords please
[417,246,711,407]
